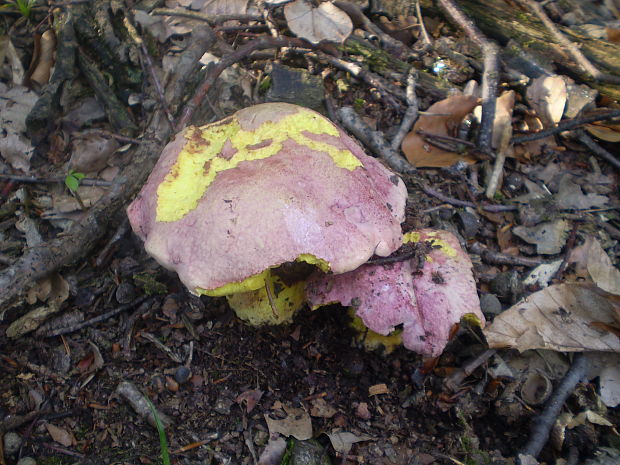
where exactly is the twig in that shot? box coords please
[40,296,153,337]
[552,221,578,280]
[82,129,147,144]
[416,130,478,148]
[485,148,506,199]
[415,0,433,48]
[444,349,496,392]
[391,69,419,150]
[518,0,620,84]
[94,217,130,268]
[576,130,620,171]
[336,106,416,174]
[151,8,262,26]
[468,242,544,267]
[518,353,587,461]
[512,109,620,144]
[420,185,517,212]
[333,1,410,57]
[176,36,308,129]
[437,0,499,154]
[307,51,405,108]
[124,17,174,125]
[140,331,183,363]
[0,174,113,187]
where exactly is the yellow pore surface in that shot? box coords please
[156,108,363,223]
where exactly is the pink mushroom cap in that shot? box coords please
[306,229,484,356]
[127,103,407,295]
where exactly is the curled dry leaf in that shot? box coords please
[284,0,353,44]
[401,95,479,168]
[484,283,620,353]
[569,236,620,295]
[585,121,620,142]
[326,431,375,455]
[525,75,567,128]
[29,29,56,86]
[45,423,74,447]
[491,90,515,153]
[264,405,312,440]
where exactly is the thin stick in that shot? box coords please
[518,353,587,460]
[391,69,419,150]
[177,36,308,129]
[576,130,620,171]
[437,0,499,153]
[336,106,416,174]
[41,296,153,337]
[518,0,620,85]
[308,52,406,108]
[151,8,262,26]
[0,174,113,186]
[512,109,620,144]
[415,0,433,47]
[124,17,174,125]
[421,185,517,212]
[444,349,496,392]
[468,242,545,267]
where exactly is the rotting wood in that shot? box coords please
[420,0,620,100]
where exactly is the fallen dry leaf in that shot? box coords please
[569,236,620,295]
[513,219,569,255]
[484,283,620,352]
[526,75,567,128]
[284,0,353,44]
[192,0,251,15]
[264,406,312,440]
[309,398,336,418]
[401,95,479,167]
[585,352,620,407]
[491,90,515,153]
[368,383,389,396]
[326,431,375,454]
[28,29,56,86]
[585,121,620,142]
[555,174,608,210]
[45,423,74,447]
[235,389,263,414]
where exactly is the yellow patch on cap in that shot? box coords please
[402,231,457,258]
[156,108,363,222]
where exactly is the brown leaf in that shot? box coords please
[585,122,620,142]
[526,75,567,128]
[235,389,263,414]
[28,30,56,86]
[569,236,620,296]
[484,283,620,352]
[264,405,312,440]
[309,398,336,418]
[45,423,74,447]
[401,95,479,167]
[284,0,353,44]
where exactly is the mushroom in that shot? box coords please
[306,229,484,356]
[127,103,407,324]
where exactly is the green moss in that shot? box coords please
[133,272,168,295]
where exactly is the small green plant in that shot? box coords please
[64,169,85,193]
[145,396,171,465]
[0,0,38,18]
[353,98,366,112]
